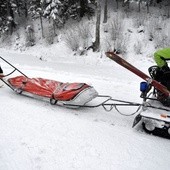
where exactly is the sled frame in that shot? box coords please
[64,95,142,116]
[1,55,170,119]
[0,56,28,91]
[0,56,142,113]
[0,56,27,77]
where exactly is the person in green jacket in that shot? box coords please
[152,48,170,106]
[154,48,170,70]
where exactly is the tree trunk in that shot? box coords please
[93,2,101,52]
[80,0,87,18]
[116,0,118,10]
[24,1,28,18]
[146,0,150,13]
[40,15,44,38]
[15,0,20,16]
[103,0,108,23]
[7,0,13,35]
[168,0,170,18]
[138,0,142,12]
[53,20,56,36]
[122,0,130,10]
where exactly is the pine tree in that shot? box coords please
[0,1,7,32]
[41,0,95,27]
[0,0,17,35]
[42,0,65,27]
[28,0,44,37]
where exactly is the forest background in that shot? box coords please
[0,0,170,57]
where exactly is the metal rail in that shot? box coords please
[0,56,28,77]
[1,56,170,116]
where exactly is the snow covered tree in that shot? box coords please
[0,0,17,35]
[62,0,95,21]
[15,0,29,18]
[42,0,65,27]
[79,0,95,18]
[28,0,44,38]
[42,0,95,27]
[0,1,7,33]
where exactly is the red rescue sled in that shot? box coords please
[8,75,98,107]
[0,56,98,107]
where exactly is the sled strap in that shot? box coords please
[51,82,64,100]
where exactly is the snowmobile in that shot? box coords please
[137,65,170,137]
[106,52,170,138]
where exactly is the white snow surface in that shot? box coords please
[0,47,170,170]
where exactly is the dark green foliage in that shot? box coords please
[0,0,169,35]
[0,0,17,34]
[42,0,95,27]
[0,0,95,34]
[28,0,43,19]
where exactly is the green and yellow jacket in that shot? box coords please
[154,48,170,68]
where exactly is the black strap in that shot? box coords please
[0,66,3,74]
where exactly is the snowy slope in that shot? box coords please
[1,48,170,170]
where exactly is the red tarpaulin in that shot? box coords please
[8,76,91,101]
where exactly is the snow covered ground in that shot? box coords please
[0,47,170,170]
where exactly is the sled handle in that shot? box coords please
[0,56,28,77]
